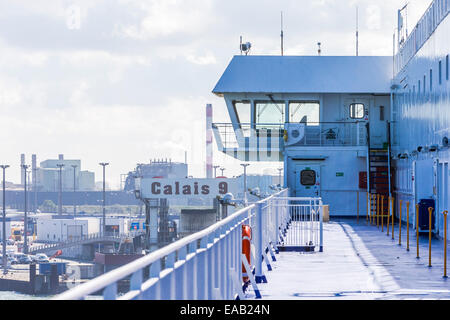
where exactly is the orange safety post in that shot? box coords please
[381,195,385,232]
[387,196,391,237]
[416,204,420,259]
[377,194,380,228]
[406,201,410,251]
[242,225,252,282]
[399,200,402,246]
[391,196,395,240]
[443,211,448,278]
[428,207,433,268]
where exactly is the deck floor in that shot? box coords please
[249,219,450,300]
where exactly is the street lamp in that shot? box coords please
[56,164,65,216]
[220,167,225,177]
[1,165,9,274]
[213,165,220,178]
[240,163,250,204]
[99,163,109,235]
[71,165,77,217]
[22,164,30,254]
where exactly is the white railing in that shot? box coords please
[274,198,324,252]
[213,122,366,151]
[395,0,450,74]
[54,189,290,300]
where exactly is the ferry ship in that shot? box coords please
[55,1,450,301]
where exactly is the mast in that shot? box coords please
[356,6,359,56]
[280,11,284,56]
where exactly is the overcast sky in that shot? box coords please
[0,0,431,189]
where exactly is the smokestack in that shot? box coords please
[21,154,25,185]
[206,104,213,179]
[32,154,37,186]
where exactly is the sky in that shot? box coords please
[0,0,432,189]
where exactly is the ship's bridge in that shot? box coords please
[212,55,393,162]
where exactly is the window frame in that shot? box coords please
[300,169,316,186]
[288,100,320,125]
[349,103,365,119]
[232,100,251,125]
[254,100,285,125]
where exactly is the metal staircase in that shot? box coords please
[366,121,391,221]
[368,149,390,218]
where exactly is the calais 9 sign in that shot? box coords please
[138,178,238,199]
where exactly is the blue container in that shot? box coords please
[39,263,67,275]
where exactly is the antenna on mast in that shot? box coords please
[280,11,284,56]
[356,6,359,56]
[240,36,243,55]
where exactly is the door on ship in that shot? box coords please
[295,165,321,197]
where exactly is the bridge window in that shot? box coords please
[233,101,251,124]
[289,102,319,125]
[255,101,284,129]
[349,103,365,119]
[300,170,316,186]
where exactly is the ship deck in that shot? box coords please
[249,219,450,300]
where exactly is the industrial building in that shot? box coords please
[20,154,96,192]
[36,216,100,243]
[123,159,188,192]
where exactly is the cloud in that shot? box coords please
[366,4,381,30]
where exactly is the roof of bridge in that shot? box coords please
[212,55,393,95]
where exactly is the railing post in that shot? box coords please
[406,201,410,251]
[416,204,420,259]
[428,207,433,268]
[319,200,324,252]
[443,211,448,279]
[275,198,279,248]
[255,202,266,283]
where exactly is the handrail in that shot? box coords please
[54,201,260,300]
[213,121,363,125]
[396,0,449,74]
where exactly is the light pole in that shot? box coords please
[71,165,77,217]
[240,163,250,204]
[1,165,9,274]
[22,164,30,254]
[213,165,220,178]
[56,164,64,216]
[99,163,109,235]
[220,167,225,177]
[278,168,283,187]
